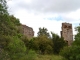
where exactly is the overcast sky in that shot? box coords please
[7,0,80,36]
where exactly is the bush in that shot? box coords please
[27,50,37,60]
[60,46,80,60]
[19,50,37,60]
[0,48,10,60]
[6,36,26,60]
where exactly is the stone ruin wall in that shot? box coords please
[21,22,73,45]
[61,23,73,46]
[21,24,34,38]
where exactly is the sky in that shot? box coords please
[7,0,80,37]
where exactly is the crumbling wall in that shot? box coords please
[21,25,34,38]
[61,23,73,46]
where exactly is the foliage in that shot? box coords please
[0,15,21,36]
[26,50,37,60]
[51,32,67,54]
[0,0,30,60]
[73,25,80,45]
[60,46,80,60]
[0,35,11,49]
[0,0,8,15]
[0,48,10,60]
[36,55,64,60]
[37,36,53,54]
[0,0,74,60]
[18,50,37,60]
[6,36,26,60]
[21,36,29,44]
[29,36,53,54]
[9,15,21,26]
[37,27,50,38]
[60,25,80,60]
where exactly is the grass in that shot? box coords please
[35,54,64,60]
[18,54,65,60]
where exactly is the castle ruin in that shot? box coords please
[61,23,73,46]
[21,25,34,38]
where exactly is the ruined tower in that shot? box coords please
[61,23,73,46]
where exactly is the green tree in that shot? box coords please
[0,0,8,15]
[0,48,10,60]
[51,32,67,54]
[60,25,80,60]
[29,36,53,54]
[60,46,80,60]
[0,0,28,60]
[37,27,50,38]
[19,50,37,60]
[37,36,52,54]
[6,36,26,60]
[0,35,11,49]
[73,25,80,45]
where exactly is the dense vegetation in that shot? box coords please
[0,0,80,60]
[60,25,80,60]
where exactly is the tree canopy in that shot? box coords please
[37,27,50,38]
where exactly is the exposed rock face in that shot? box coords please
[61,23,73,46]
[21,25,34,38]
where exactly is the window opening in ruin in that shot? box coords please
[68,26,72,29]
[65,41,68,44]
[64,25,67,28]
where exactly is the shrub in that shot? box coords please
[6,36,26,60]
[60,46,80,60]
[0,48,10,60]
[19,50,37,60]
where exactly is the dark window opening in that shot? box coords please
[68,26,72,29]
[65,41,68,44]
[64,25,67,28]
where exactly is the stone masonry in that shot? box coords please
[61,22,73,46]
[21,24,34,38]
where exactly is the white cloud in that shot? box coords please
[7,0,80,37]
[7,0,80,13]
[13,9,63,36]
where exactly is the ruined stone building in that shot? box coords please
[61,23,73,46]
[21,25,34,38]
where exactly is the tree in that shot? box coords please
[0,48,10,60]
[51,32,67,54]
[0,35,11,49]
[37,36,53,54]
[60,25,80,60]
[0,0,28,60]
[0,0,8,15]
[60,46,80,60]
[37,27,50,38]
[6,36,26,60]
[29,36,53,54]
[73,25,80,45]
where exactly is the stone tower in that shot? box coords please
[61,23,73,46]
